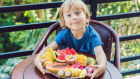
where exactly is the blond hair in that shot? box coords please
[59,0,90,27]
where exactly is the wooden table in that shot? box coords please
[11,52,123,79]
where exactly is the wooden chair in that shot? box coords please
[32,19,120,71]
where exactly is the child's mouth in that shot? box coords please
[72,22,79,24]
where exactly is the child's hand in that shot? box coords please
[34,57,48,75]
[33,41,58,74]
[87,65,106,79]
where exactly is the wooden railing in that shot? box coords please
[0,0,140,77]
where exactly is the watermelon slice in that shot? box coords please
[56,47,77,62]
[56,53,66,62]
[57,50,65,56]
[70,48,77,55]
[65,47,72,55]
[56,47,72,56]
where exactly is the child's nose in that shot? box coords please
[72,15,77,21]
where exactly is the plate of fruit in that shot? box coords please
[40,47,96,78]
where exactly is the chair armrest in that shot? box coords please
[114,34,121,71]
[32,22,60,56]
[90,20,121,71]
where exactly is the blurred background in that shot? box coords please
[0,0,139,78]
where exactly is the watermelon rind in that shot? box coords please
[56,51,67,63]
[54,51,58,57]
[56,58,66,63]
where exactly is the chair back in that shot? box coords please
[32,20,120,70]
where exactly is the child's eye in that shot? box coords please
[76,12,80,15]
[67,14,71,17]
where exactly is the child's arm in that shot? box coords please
[90,46,107,79]
[34,41,58,74]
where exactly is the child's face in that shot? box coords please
[63,6,87,30]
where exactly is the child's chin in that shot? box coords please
[71,26,81,29]
[71,28,82,30]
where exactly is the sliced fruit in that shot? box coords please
[41,55,47,59]
[93,59,96,65]
[86,57,96,66]
[79,69,87,78]
[89,60,94,66]
[77,68,82,76]
[46,62,72,74]
[70,67,75,77]
[56,53,66,62]
[75,54,87,65]
[70,48,77,55]
[43,61,53,66]
[86,58,90,66]
[46,55,54,62]
[86,66,94,74]
[57,50,65,56]
[41,54,54,62]
[44,51,52,58]
[54,51,58,57]
[65,71,71,77]
[65,55,77,65]
[47,47,56,60]
[44,52,48,56]
[65,47,72,55]
[57,70,64,77]
[56,47,77,56]
[74,68,79,77]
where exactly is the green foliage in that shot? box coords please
[0,56,28,78]
[97,0,140,16]
[0,13,15,26]
[0,12,22,53]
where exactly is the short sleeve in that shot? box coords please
[90,30,103,49]
[54,30,66,46]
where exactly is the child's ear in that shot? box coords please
[62,19,65,26]
[86,13,89,20]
